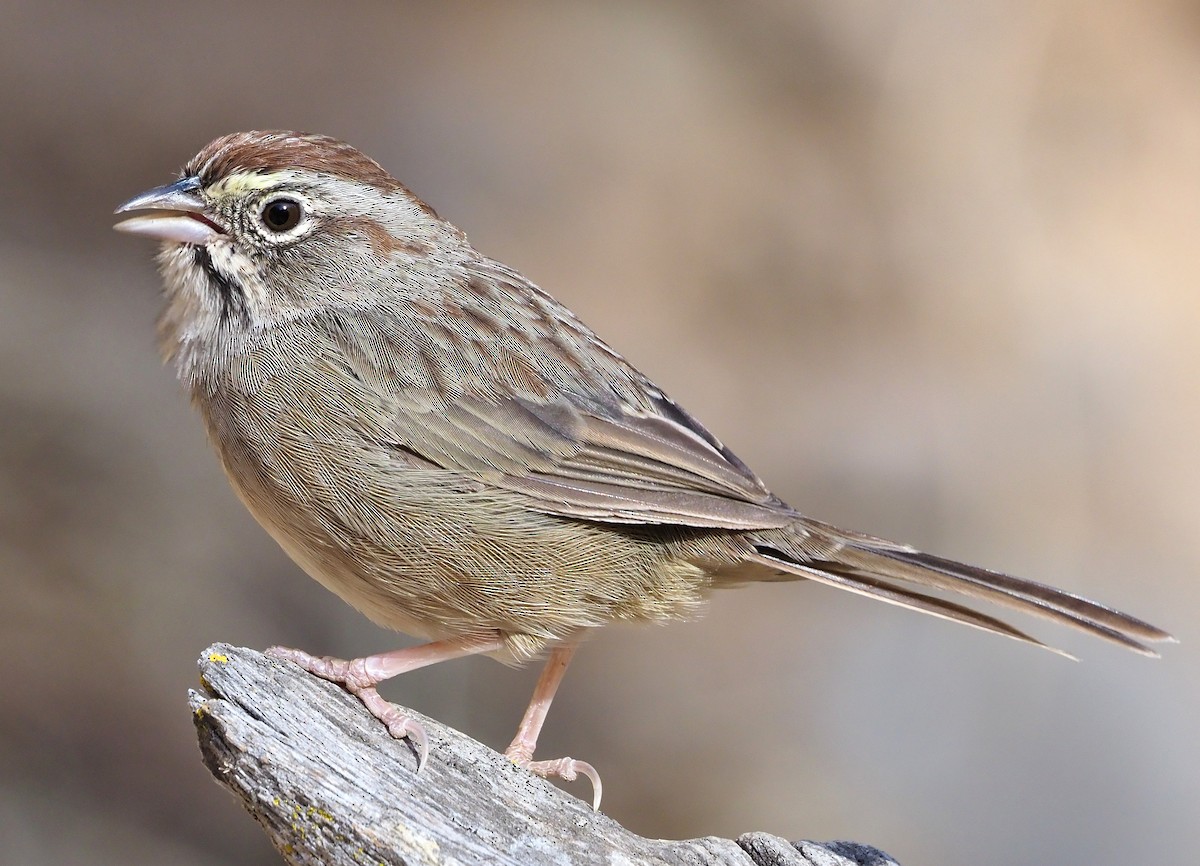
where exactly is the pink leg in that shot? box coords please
[503,643,602,810]
[267,633,503,770]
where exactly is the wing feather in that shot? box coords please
[322,290,791,529]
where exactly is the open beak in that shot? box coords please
[114,176,223,245]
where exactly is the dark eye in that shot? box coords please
[261,197,302,232]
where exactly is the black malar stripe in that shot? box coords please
[192,245,250,327]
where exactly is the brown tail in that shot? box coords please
[745,524,1174,658]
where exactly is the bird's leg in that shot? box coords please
[503,643,602,810]
[267,633,504,769]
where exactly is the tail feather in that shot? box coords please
[847,546,1172,649]
[746,549,1070,657]
[748,527,1174,657]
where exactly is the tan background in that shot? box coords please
[2,1,1196,864]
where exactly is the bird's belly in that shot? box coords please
[213,431,712,654]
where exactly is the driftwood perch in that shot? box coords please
[189,643,900,866]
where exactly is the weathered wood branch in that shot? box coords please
[189,643,900,866]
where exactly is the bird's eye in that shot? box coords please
[261,197,303,232]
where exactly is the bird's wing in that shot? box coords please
[383,389,796,530]
[321,295,795,530]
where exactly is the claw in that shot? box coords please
[385,711,429,771]
[511,754,603,811]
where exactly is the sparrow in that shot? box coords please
[115,131,1173,809]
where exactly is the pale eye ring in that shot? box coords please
[260,197,303,233]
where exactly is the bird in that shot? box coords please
[114,131,1172,810]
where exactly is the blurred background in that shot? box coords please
[2,1,1196,864]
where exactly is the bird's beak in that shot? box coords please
[114,176,223,244]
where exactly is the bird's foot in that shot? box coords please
[266,645,429,769]
[504,743,603,811]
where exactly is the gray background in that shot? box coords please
[2,2,1195,864]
